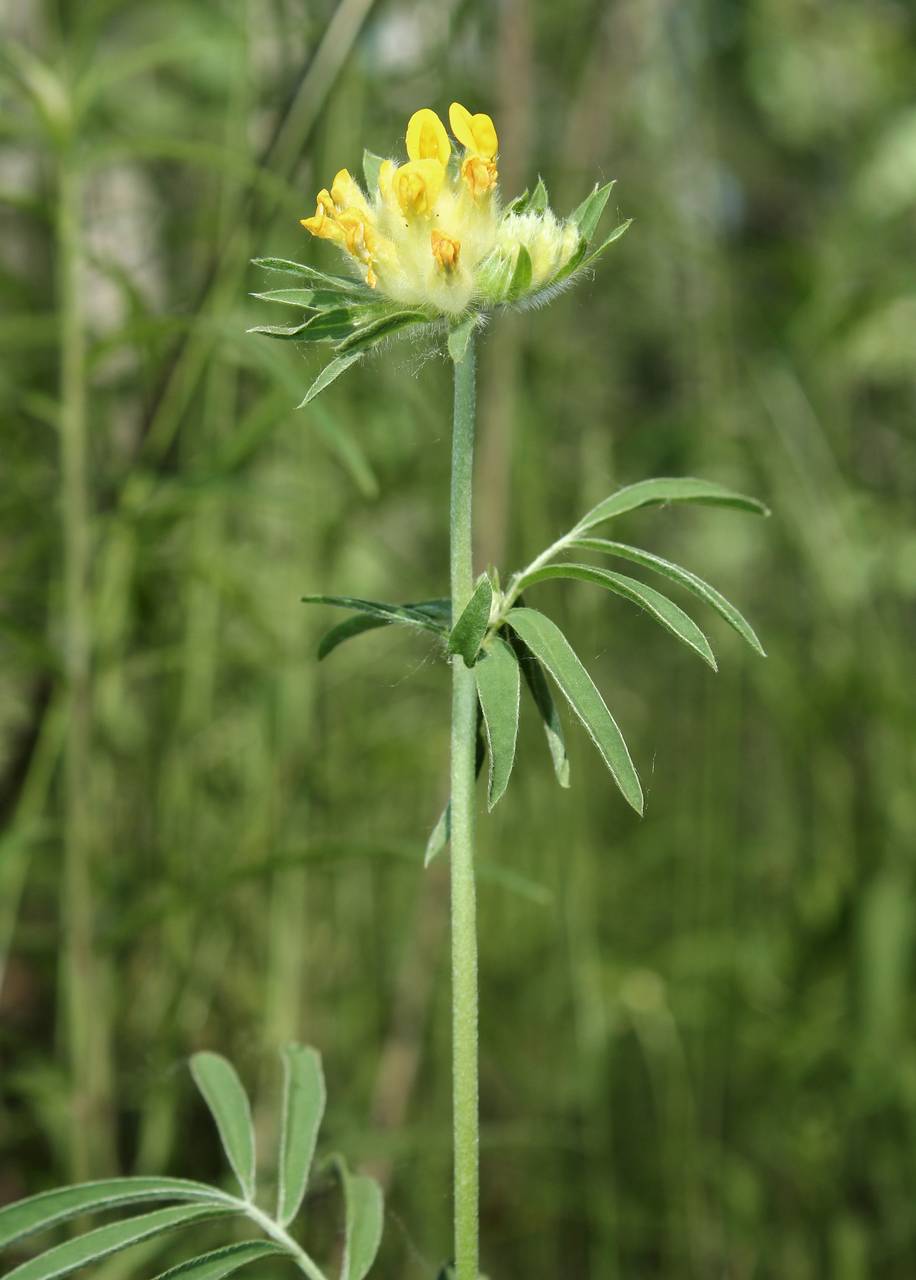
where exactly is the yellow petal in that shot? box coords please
[461,154,498,198]
[405,108,451,166]
[431,229,460,272]
[447,102,496,162]
[300,210,345,244]
[449,102,474,149]
[449,102,498,160]
[378,159,396,207]
[331,168,369,214]
[394,158,445,217]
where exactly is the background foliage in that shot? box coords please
[2,0,915,1276]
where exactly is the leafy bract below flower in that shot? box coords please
[250,102,631,405]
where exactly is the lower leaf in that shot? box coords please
[5,1205,236,1280]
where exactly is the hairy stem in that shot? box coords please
[450,335,480,1280]
[240,1202,329,1280]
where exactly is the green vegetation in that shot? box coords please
[2,1,915,1277]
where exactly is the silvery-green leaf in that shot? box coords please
[507,246,532,301]
[302,595,448,638]
[296,353,363,408]
[475,639,520,810]
[152,1242,284,1280]
[506,621,570,788]
[0,1179,228,1251]
[570,180,616,243]
[336,310,429,354]
[507,608,642,814]
[318,600,450,661]
[249,309,357,343]
[276,1045,326,1228]
[448,577,493,666]
[337,1161,383,1280]
[189,1052,256,1201]
[251,257,371,295]
[571,539,765,656]
[250,287,354,310]
[362,149,384,193]
[519,563,717,670]
[448,315,477,364]
[576,476,769,531]
[3,1205,235,1280]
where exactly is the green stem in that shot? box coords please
[240,1202,329,1280]
[449,335,479,1280]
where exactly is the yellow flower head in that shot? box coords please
[292,100,628,322]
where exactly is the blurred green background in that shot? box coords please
[2,0,915,1276]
